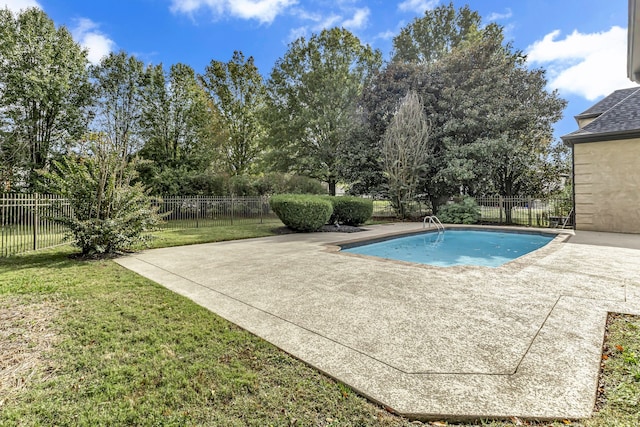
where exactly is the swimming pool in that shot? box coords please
[341,229,555,267]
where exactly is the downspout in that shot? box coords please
[571,143,576,230]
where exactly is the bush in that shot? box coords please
[284,175,326,195]
[254,173,326,196]
[229,175,259,196]
[437,197,480,224]
[270,194,333,232]
[326,196,373,226]
[41,151,161,256]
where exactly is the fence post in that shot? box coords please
[260,196,264,224]
[527,197,532,227]
[499,196,503,224]
[196,196,199,229]
[1,193,5,257]
[32,193,38,251]
[231,194,234,226]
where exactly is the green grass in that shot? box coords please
[583,314,640,427]
[0,224,639,426]
[147,219,284,249]
[0,248,407,426]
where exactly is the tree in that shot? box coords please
[360,19,565,213]
[266,27,382,195]
[0,7,92,190]
[382,91,431,218]
[138,63,221,194]
[200,51,266,175]
[432,37,566,202]
[90,52,146,173]
[391,2,490,63]
[335,109,386,196]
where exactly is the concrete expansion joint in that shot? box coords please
[114,226,640,421]
[124,256,422,375]
[120,256,607,380]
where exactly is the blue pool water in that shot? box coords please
[342,230,554,267]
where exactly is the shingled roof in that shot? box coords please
[562,86,640,144]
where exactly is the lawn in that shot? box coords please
[147,219,284,249]
[0,225,638,426]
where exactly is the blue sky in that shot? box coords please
[3,0,635,139]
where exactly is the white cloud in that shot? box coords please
[486,8,512,22]
[286,5,370,41]
[1,0,40,12]
[288,26,307,41]
[342,7,369,30]
[318,13,341,29]
[71,18,115,64]
[170,0,297,24]
[526,26,636,101]
[375,29,396,41]
[398,0,439,15]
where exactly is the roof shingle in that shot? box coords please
[562,86,640,143]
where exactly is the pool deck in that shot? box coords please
[115,224,640,422]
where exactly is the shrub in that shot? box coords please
[437,197,480,224]
[41,136,161,256]
[270,194,333,232]
[284,175,326,195]
[229,175,259,196]
[326,196,373,226]
[254,173,326,196]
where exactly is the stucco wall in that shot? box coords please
[576,117,596,128]
[574,137,640,233]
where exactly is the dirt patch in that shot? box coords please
[0,298,60,406]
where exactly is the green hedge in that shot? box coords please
[437,197,480,224]
[269,194,333,232]
[326,196,373,226]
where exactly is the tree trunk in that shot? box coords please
[503,199,515,224]
[430,195,448,216]
[328,180,336,196]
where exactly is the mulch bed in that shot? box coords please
[272,225,367,235]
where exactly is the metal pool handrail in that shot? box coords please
[423,215,444,232]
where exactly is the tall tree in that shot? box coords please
[266,27,382,195]
[200,51,265,175]
[0,7,92,190]
[391,2,492,64]
[382,91,431,218]
[359,21,565,212]
[429,35,566,201]
[139,63,221,193]
[90,51,146,180]
[339,61,428,197]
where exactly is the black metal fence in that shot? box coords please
[370,196,573,227]
[475,196,573,227]
[0,193,573,257]
[155,196,277,229]
[0,193,71,258]
[0,194,277,257]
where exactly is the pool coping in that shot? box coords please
[324,224,573,273]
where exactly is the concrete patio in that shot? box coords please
[115,224,640,422]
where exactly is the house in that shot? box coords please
[561,87,640,233]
